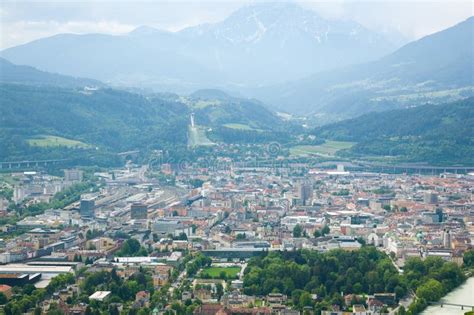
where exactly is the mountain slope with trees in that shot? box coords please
[314,98,474,164]
[0,84,289,163]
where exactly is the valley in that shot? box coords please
[0,2,473,315]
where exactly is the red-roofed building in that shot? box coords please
[0,284,12,299]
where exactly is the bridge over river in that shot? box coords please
[422,277,474,315]
[428,302,474,311]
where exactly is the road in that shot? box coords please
[390,291,415,314]
[169,269,187,294]
[239,263,248,281]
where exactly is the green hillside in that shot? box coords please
[173,89,296,144]
[314,98,474,165]
[0,84,189,164]
[0,84,290,164]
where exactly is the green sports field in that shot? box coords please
[27,135,90,148]
[199,266,241,279]
[290,140,354,157]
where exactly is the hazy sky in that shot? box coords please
[1,0,472,50]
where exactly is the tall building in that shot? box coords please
[80,198,95,218]
[131,203,148,220]
[298,182,313,206]
[64,169,83,182]
[152,220,181,235]
[443,229,452,249]
[424,192,438,204]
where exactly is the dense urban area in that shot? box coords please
[0,2,473,315]
[0,148,472,315]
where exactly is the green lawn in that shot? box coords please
[290,140,355,157]
[224,123,259,131]
[199,266,241,279]
[27,135,90,148]
[0,174,20,185]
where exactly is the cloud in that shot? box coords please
[302,0,473,40]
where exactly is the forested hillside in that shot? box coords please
[0,84,289,164]
[0,84,189,164]
[315,98,474,164]
[161,89,296,144]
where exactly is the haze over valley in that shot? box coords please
[1,1,472,165]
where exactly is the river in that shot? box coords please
[421,277,474,315]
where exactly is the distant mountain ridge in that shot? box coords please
[0,57,103,88]
[249,16,474,119]
[0,2,399,91]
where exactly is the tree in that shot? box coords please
[215,283,224,300]
[177,232,188,240]
[46,303,63,315]
[236,233,246,240]
[190,179,204,188]
[219,271,227,280]
[321,225,330,236]
[299,292,313,308]
[117,238,142,256]
[416,279,444,302]
[463,249,474,267]
[293,224,302,238]
[0,292,7,305]
[23,284,36,295]
[291,289,305,306]
[108,305,120,315]
[353,283,363,294]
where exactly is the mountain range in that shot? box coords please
[0,2,399,91]
[249,16,474,119]
[0,2,472,166]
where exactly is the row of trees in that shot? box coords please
[243,247,466,313]
[292,224,330,238]
[405,256,466,314]
[186,253,212,276]
[244,247,403,303]
[115,238,148,257]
